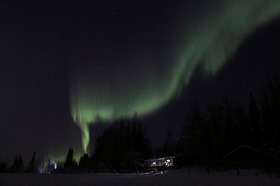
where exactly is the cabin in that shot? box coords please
[143,156,175,173]
[144,156,175,167]
[221,144,276,169]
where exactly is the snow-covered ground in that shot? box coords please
[0,169,280,186]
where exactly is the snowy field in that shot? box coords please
[1,169,280,186]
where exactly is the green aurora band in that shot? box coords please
[70,0,280,153]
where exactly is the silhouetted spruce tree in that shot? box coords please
[261,77,280,158]
[78,154,90,172]
[182,103,205,165]
[126,115,151,171]
[222,96,236,154]
[130,115,152,159]
[64,147,77,173]
[26,152,36,173]
[205,104,224,164]
[92,116,151,172]
[156,129,177,157]
[233,101,250,146]
[10,154,24,172]
[249,93,262,148]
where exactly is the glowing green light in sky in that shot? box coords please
[70,0,280,153]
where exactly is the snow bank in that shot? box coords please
[0,169,279,186]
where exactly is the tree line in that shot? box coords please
[175,77,280,170]
[0,152,36,173]
[60,115,152,173]
[1,76,280,173]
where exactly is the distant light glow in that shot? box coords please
[70,0,280,153]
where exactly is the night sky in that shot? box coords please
[1,0,280,162]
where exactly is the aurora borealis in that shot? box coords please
[69,0,280,153]
[1,0,280,162]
